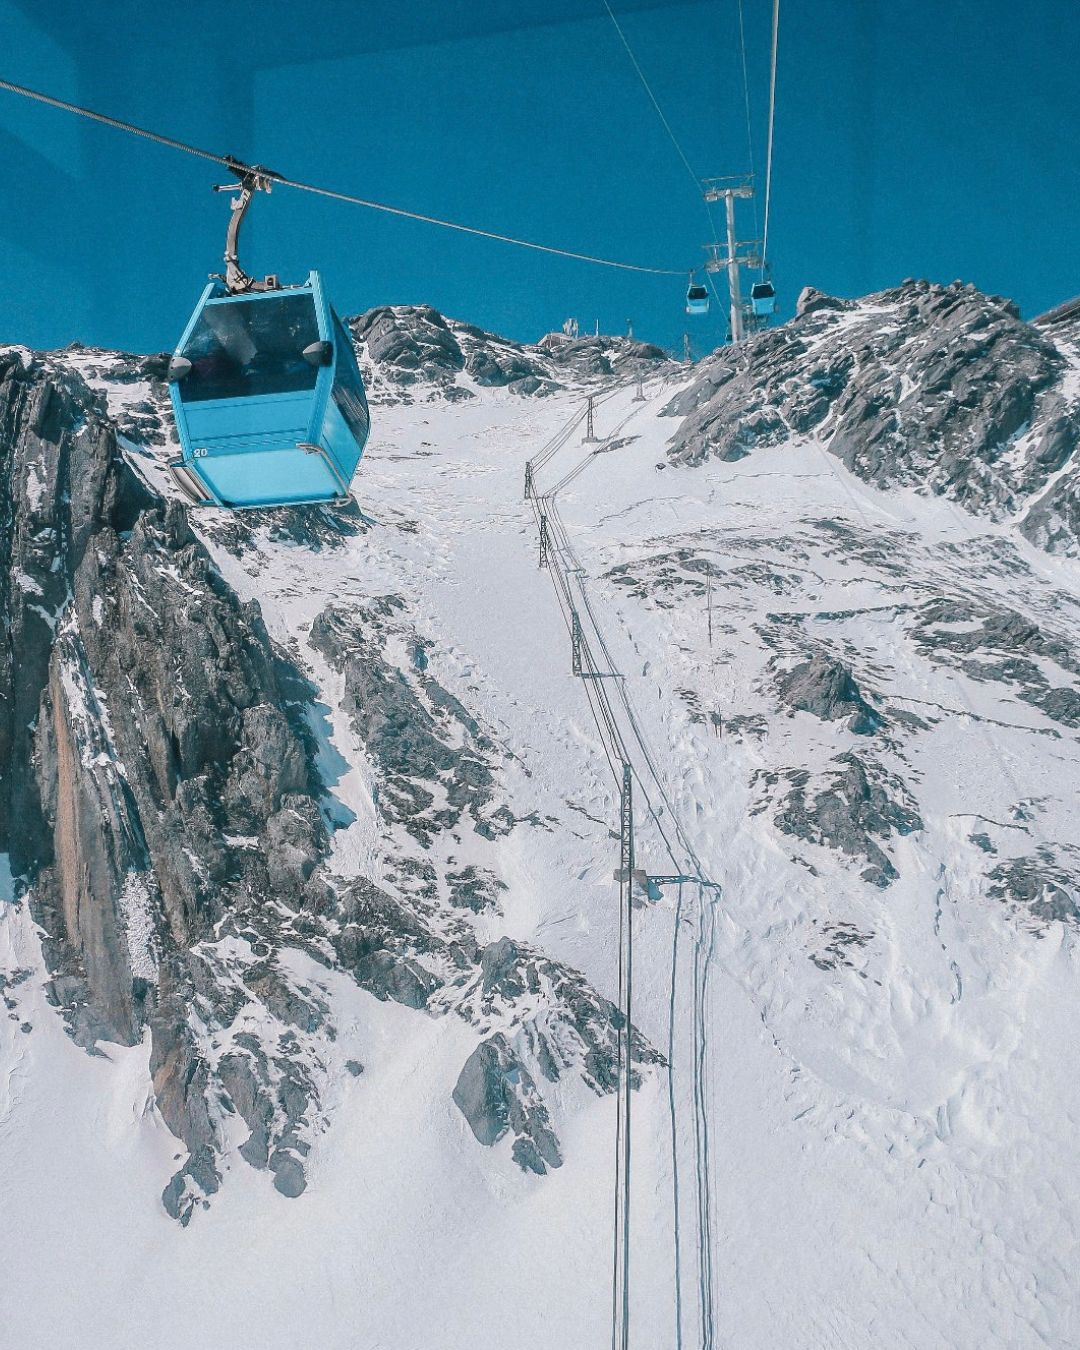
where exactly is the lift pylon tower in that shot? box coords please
[538,512,549,568]
[702,176,764,345]
[633,377,645,403]
[571,608,583,675]
[682,332,692,363]
[524,461,534,500]
[583,395,599,443]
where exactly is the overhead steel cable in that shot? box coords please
[597,2,729,322]
[667,879,687,1350]
[527,383,727,1350]
[0,75,683,277]
[735,0,757,185]
[278,171,683,275]
[530,406,590,474]
[0,75,229,166]
[600,0,702,199]
[599,0,717,245]
[735,0,762,246]
[533,389,722,1350]
[761,0,781,264]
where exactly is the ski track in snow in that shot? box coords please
[2,364,1079,1348]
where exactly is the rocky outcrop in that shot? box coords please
[351,305,467,388]
[665,279,1080,553]
[537,330,675,381]
[348,304,680,400]
[769,753,922,887]
[310,599,507,847]
[350,305,556,398]
[326,873,656,1173]
[447,865,506,914]
[51,343,172,445]
[795,286,853,318]
[987,854,1080,925]
[912,597,1080,727]
[452,320,559,395]
[776,651,883,735]
[452,935,662,1173]
[454,1034,563,1174]
[807,920,873,971]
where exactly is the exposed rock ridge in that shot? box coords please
[665,278,1080,554]
[350,304,679,401]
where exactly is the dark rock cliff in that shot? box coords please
[0,348,649,1221]
[1,349,334,1215]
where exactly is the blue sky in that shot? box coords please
[1,0,1077,354]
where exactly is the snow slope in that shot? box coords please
[3,301,1080,1349]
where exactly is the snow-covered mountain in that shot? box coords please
[1,280,1078,1349]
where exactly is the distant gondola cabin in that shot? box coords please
[750,279,778,319]
[685,280,710,316]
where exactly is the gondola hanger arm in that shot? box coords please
[212,158,284,294]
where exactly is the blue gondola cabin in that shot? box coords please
[685,280,710,316]
[750,279,778,319]
[167,271,369,509]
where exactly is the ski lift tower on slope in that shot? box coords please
[702,176,774,344]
